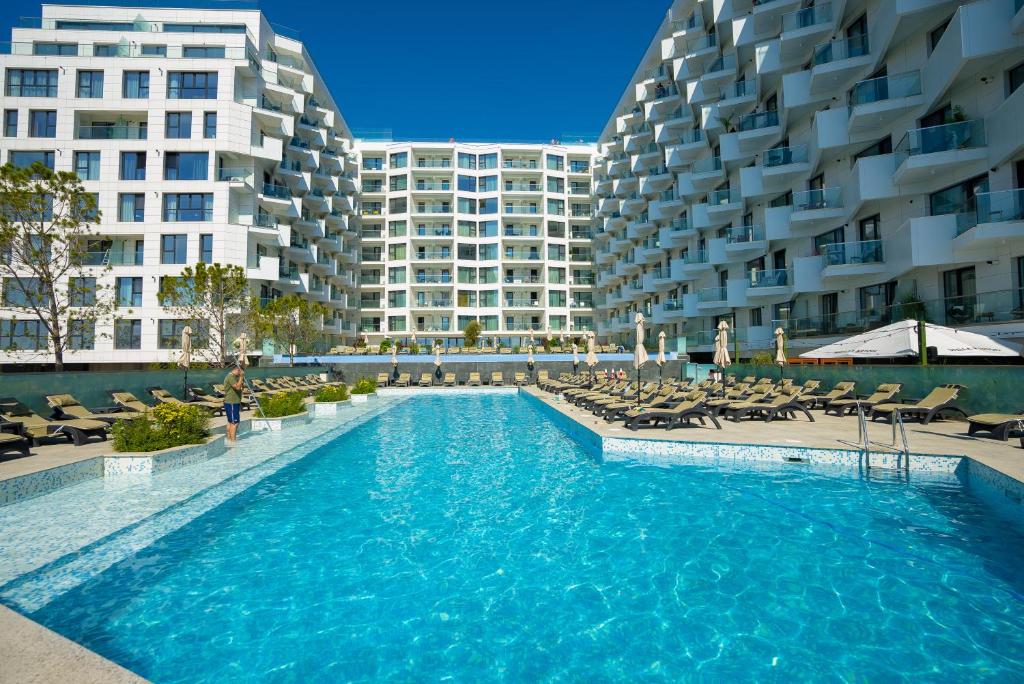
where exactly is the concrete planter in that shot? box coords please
[251,410,313,431]
[349,393,376,404]
[312,399,351,416]
[105,434,227,475]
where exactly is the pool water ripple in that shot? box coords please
[4,394,1024,681]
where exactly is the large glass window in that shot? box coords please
[479,175,498,192]
[116,277,143,307]
[166,112,192,138]
[0,320,46,350]
[479,153,498,170]
[203,112,217,138]
[122,71,150,98]
[200,234,213,264]
[114,319,142,349]
[5,69,58,97]
[389,151,407,169]
[68,319,95,350]
[28,110,56,137]
[943,266,977,323]
[164,152,209,180]
[458,152,477,169]
[74,151,100,181]
[458,175,476,192]
[34,42,77,56]
[2,277,45,307]
[167,71,217,99]
[118,193,145,222]
[120,151,146,180]
[3,110,17,137]
[929,175,989,218]
[76,70,103,98]
[10,150,54,169]
[163,193,213,221]
[546,154,564,171]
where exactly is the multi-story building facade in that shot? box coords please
[3,1,1024,367]
[352,141,596,346]
[594,0,1024,359]
[0,4,362,366]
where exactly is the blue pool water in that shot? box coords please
[10,394,1024,681]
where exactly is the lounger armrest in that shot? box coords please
[901,398,921,404]
[0,420,27,437]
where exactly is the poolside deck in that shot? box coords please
[520,387,1024,484]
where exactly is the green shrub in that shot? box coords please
[314,385,349,402]
[408,342,420,355]
[750,351,775,366]
[112,403,211,453]
[351,377,377,394]
[378,338,392,353]
[258,391,306,417]
[512,344,521,354]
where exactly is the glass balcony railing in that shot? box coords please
[692,155,723,176]
[217,167,250,182]
[793,187,842,211]
[750,268,790,288]
[975,189,1024,225]
[254,213,276,228]
[721,80,755,100]
[677,129,704,145]
[416,159,452,168]
[708,188,740,206]
[727,225,766,243]
[672,13,702,32]
[76,124,147,140]
[705,52,737,75]
[668,218,691,232]
[413,250,451,260]
[686,33,717,52]
[849,70,921,106]
[821,240,883,266]
[663,299,685,311]
[414,274,452,284]
[763,145,808,168]
[781,1,832,33]
[681,249,708,265]
[261,182,291,200]
[698,286,728,303]
[894,120,986,164]
[813,33,869,66]
[738,109,779,132]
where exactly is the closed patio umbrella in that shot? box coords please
[559,331,566,347]
[713,320,731,392]
[527,343,535,379]
[633,313,649,406]
[434,344,442,379]
[234,333,250,367]
[775,326,787,378]
[390,342,398,380]
[410,327,417,347]
[177,325,192,399]
[529,329,536,348]
[572,342,579,373]
[585,331,599,378]
[656,330,666,383]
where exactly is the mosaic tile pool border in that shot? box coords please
[251,411,313,432]
[378,387,520,396]
[966,459,1024,527]
[0,458,104,508]
[103,437,227,476]
[311,400,351,416]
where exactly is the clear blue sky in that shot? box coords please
[0,0,669,141]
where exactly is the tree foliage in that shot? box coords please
[463,320,481,348]
[0,162,111,370]
[258,294,328,366]
[157,262,254,367]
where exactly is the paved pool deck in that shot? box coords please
[519,387,1024,484]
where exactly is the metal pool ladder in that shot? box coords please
[889,410,911,472]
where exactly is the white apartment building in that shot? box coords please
[594,0,1024,359]
[0,4,361,367]
[352,141,597,346]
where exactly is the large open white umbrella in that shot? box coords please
[799,319,1021,359]
[177,325,192,398]
[656,330,666,383]
[546,326,553,346]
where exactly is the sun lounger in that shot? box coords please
[45,393,145,424]
[491,372,504,386]
[537,370,549,385]
[870,384,968,425]
[966,411,1024,441]
[622,392,721,431]
[806,381,856,409]
[109,391,153,414]
[394,373,411,387]
[443,372,457,387]
[0,420,31,457]
[825,384,902,417]
[723,386,815,423]
[0,397,108,446]
[418,373,433,387]
[147,387,224,415]
[514,372,528,386]
[377,372,391,387]
[468,372,481,386]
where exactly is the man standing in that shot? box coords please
[224,365,244,442]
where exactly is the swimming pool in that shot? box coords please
[2,393,1024,681]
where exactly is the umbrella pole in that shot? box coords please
[918,321,928,367]
[183,366,188,400]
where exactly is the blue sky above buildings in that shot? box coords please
[0,0,670,141]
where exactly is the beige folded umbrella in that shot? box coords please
[527,344,535,365]
[774,327,787,366]
[585,331,598,369]
[572,342,579,368]
[234,333,249,367]
[178,325,192,397]
[713,320,732,370]
[633,313,649,370]
[434,346,441,368]
[390,343,398,367]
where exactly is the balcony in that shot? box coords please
[820,240,886,280]
[688,155,725,192]
[735,109,781,153]
[75,124,147,140]
[412,249,452,261]
[725,224,767,256]
[953,189,1024,254]
[791,187,844,228]
[760,144,810,190]
[706,188,744,222]
[665,129,707,168]
[697,286,728,306]
[848,71,922,134]
[780,1,834,61]
[893,120,988,185]
[718,79,757,116]
[810,34,871,95]
[747,268,792,298]
[672,250,712,279]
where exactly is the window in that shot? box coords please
[928,16,952,53]
[389,197,407,213]
[3,277,46,307]
[5,69,58,97]
[479,153,498,169]
[479,175,498,192]
[549,290,567,307]
[547,177,564,193]
[164,193,213,221]
[120,152,147,180]
[203,112,217,138]
[546,154,564,171]
[389,175,407,191]
[458,152,477,169]
[34,42,77,56]
[183,45,225,58]
[750,307,763,327]
[167,72,218,99]
[141,44,167,56]
[159,320,206,349]
[74,151,100,181]
[118,193,145,222]
[122,71,150,98]
[200,234,213,263]
[166,112,192,138]
[164,152,209,180]
[458,175,476,192]
[76,70,103,98]
[10,150,54,169]
[114,319,142,349]
[859,282,896,316]
[93,44,128,57]
[457,197,476,214]
[29,110,56,137]
[389,151,407,169]
[3,110,16,137]
[479,198,498,214]
[68,319,95,350]
[116,277,143,307]
[929,175,988,217]
[1009,60,1024,98]
[68,277,96,308]
[0,320,46,350]
[362,157,383,171]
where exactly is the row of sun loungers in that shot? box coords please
[377,371,533,387]
[328,345,621,355]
